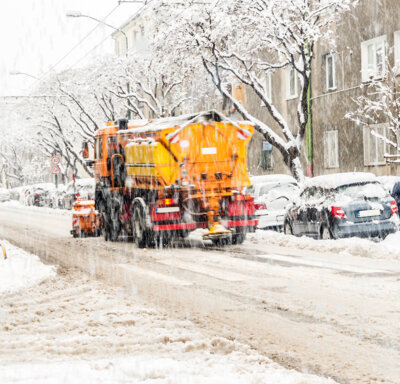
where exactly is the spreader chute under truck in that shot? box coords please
[86,111,257,247]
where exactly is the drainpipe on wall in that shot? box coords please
[306,79,313,177]
[305,39,313,178]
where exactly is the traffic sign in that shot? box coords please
[50,156,61,175]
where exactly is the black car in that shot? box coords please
[284,173,399,240]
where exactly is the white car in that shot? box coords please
[247,175,300,230]
[0,188,10,202]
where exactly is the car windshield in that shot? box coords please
[259,183,299,199]
[335,182,388,199]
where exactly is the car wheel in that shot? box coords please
[284,220,293,235]
[320,224,333,240]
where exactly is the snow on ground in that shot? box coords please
[248,229,400,260]
[0,201,70,216]
[0,240,56,294]
[0,244,336,384]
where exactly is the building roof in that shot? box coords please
[112,1,153,39]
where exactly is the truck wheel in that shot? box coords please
[231,233,245,245]
[109,206,120,242]
[212,238,229,247]
[133,205,147,248]
[99,201,110,241]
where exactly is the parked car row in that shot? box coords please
[246,172,400,240]
[6,178,95,210]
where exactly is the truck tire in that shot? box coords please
[108,198,120,242]
[99,201,110,241]
[231,233,245,245]
[133,204,148,248]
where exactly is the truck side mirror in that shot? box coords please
[82,141,89,159]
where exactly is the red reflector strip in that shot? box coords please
[391,200,398,214]
[153,223,197,231]
[220,219,258,227]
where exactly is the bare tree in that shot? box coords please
[346,60,400,153]
[153,0,358,181]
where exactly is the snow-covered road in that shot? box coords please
[0,202,399,383]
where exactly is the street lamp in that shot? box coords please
[66,11,129,54]
[9,71,39,80]
[66,11,131,118]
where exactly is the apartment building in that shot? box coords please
[113,0,400,177]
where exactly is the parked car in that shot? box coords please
[45,184,65,208]
[247,175,300,230]
[284,172,399,240]
[19,186,33,205]
[9,186,24,201]
[30,183,56,207]
[0,188,10,202]
[63,178,95,210]
[377,176,400,195]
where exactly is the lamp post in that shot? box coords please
[9,71,39,80]
[66,11,129,55]
[66,11,131,118]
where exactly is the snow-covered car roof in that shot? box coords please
[33,183,56,190]
[74,178,95,187]
[304,172,377,190]
[250,174,297,185]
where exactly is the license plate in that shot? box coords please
[357,209,380,218]
[156,207,180,214]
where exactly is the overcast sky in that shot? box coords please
[0,0,140,97]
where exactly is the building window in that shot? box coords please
[286,67,298,99]
[260,72,272,106]
[260,140,273,170]
[325,54,337,91]
[394,31,400,71]
[361,35,386,82]
[363,123,387,166]
[323,130,339,169]
[131,30,138,47]
[265,72,272,103]
[119,37,126,55]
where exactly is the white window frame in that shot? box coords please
[261,72,272,105]
[286,67,298,100]
[323,130,339,169]
[361,35,386,82]
[363,123,387,166]
[325,53,337,91]
[394,31,400,73]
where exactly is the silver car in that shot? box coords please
[246,175,300,230]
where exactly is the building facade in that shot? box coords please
[113,0,400,178]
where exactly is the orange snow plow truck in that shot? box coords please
[85,111,257,247]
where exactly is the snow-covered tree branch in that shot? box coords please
[152,0,358,181]
[346,59,400,153]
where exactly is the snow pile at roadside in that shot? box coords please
[0,240,56,294]
[248,230,400,260]
[0,355,336,384]
[0,200,70,216]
